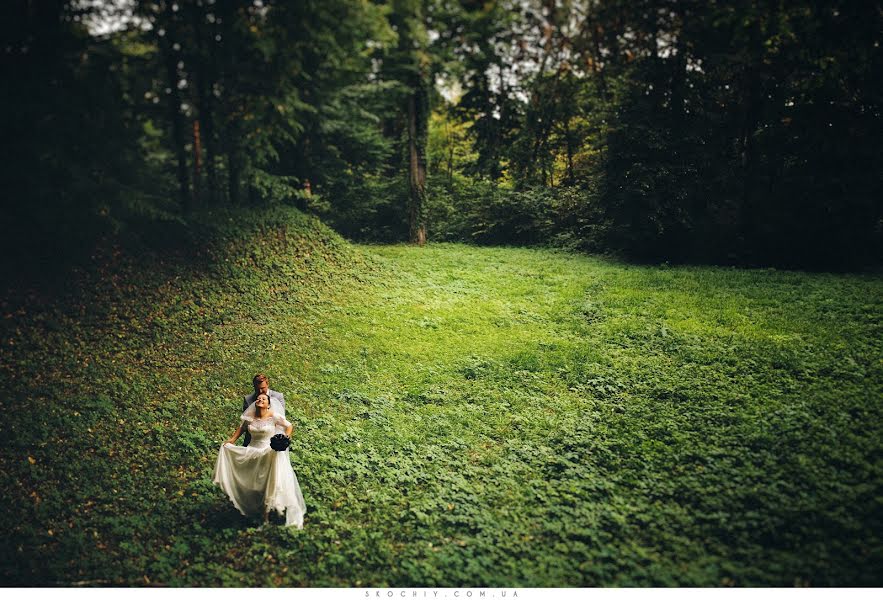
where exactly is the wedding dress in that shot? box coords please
[213,412,306,528]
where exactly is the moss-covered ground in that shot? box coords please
[2,207,881,586]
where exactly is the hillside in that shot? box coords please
[0,207,373,585]
[1,209,881,586]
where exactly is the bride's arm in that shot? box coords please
[276,413,294,437]
[225,423,244,445]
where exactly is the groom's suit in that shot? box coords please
[242,388,286,447]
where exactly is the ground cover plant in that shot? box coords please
[1,206,881,586]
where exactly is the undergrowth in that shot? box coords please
[1,209,881,586]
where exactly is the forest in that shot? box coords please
[1,0,880,271]
[1,0,882,588]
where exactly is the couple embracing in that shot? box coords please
[212,374,306,528]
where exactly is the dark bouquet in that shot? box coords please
[270,434,291,451]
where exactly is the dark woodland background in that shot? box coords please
[1,0,880,274]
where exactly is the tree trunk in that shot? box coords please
[192,119,202,206]
[227,150,241,204]
[588,17,607,99]
[163,42,190,212]
[739,12,765,252]
[445,118,454,192]
[670,7,688,125]
[202,93,218,203]
[563,115,575,185]
[196,12,219,204]
[407,87,428,245]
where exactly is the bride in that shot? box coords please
[213,392,306,528]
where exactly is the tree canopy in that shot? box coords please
[1,0,880,269]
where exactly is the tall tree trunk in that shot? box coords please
[227,149,241,205]
[739,11,765,253]
[493,61,508,180]
[739,69,763,249]
[588,15,607,99]
[193,5,218,204]
[528,98,557,183]
[445,118,454,192]
[670,7,688,125]
[407,85,428,245]
[192,119,202,206]
[163,42,190,212]
[201,87,218,203]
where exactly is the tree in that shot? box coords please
[384,0,432,245]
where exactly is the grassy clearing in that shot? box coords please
[2,208,881,586]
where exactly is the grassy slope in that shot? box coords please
[1,210,881,586]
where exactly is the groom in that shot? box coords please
[242,373,286,447]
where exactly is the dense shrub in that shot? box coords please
[427,176,609,251]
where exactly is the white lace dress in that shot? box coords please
[213,412,306,528]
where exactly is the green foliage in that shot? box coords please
[6,1,878,265]
[0,8,173,271]
[428,178,608,250]
[432,0,882,268]
[2,208,881,585]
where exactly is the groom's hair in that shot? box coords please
[253,373,269,388]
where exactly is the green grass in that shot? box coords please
[2,207,881,586]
